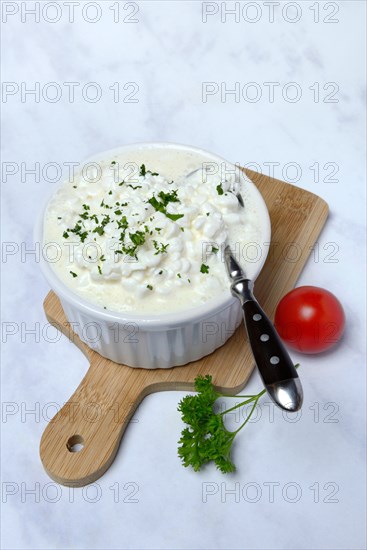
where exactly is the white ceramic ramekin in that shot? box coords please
[36,142,271,368]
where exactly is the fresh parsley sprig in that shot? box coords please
[178,375,264,473]
[178,372,296,474]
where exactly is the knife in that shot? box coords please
[224,245,303,412]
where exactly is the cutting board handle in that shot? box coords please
[40,355,145,487]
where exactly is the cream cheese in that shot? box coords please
[43,146,264,313]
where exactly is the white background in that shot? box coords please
[1,1,366,549]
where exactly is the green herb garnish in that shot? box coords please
[178,376,263,473]
[200,264,209,274]
[153,241,169,255]
[67,222,88,243]
[178,370,299,473]
[140,164,159,177]
[216,184,224,195]
[148,190,184,222]
[93,226,105,236]
[70,271,78,278]
[129,231,145,246]
[117,216,128,231]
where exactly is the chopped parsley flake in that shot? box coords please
[216,184,224,196]
[166,212,184,222]
[97,265,102,275]
[200,264,209,274]
[129,231,145,246]
[212,246,219,254]
[66,222,88,243]
[140,164,147,177]
[63,231,69,239]
[147,284,153,290]
[158,189,179,204]
[70,271,78,278]
[93,226,105,236]
[117,216,128,231]
[140,164,159,177]
[148,190,184,222]
[79,232,88,243]
[153,241,169,255]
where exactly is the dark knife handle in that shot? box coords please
[231,279,303,411]
[242,299,298,385]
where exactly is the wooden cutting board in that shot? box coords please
[40,170,328,486]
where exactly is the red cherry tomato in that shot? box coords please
[274,286,345,354]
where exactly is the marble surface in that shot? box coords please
[1,1,366,549]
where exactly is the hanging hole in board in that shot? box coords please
[66,434,85,453]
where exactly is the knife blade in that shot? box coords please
[224,245,303,412]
